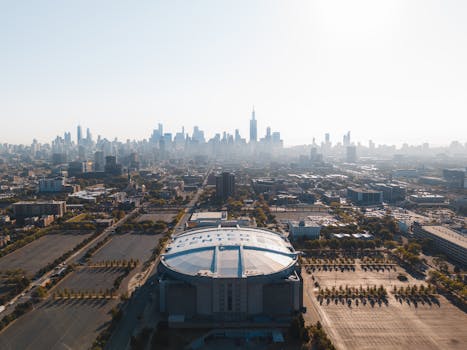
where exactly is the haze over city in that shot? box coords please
[0,2,466,350]
[1,0,466,146]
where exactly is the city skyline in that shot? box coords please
[1,1,466,146]
[3,112,467,150]
[1,2,466,349]
[8,115,467,151]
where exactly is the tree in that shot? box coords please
[32,286,47,299]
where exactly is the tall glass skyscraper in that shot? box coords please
[249,108,257,143]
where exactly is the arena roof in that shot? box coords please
[161,227,297,278]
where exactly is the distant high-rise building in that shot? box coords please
[192,126,205,143]
[216,172,235,200]
[105,156,117,167]
[310,147,323,164]
[105,156,122,175]
[343,131,351,147]
[265,126,271,141]
[77,125,82,145]
[174,127,185,147]
[52,153,67,165]
[64,132,72,144]
[86,128,92,143]
[78,145,86,161]
[234,129,241,142]
[272,132,281,145]
[150,123,164,143]
[94,151,105,171]
[163,133,172,144]
[346,145,357,163]
[325,133,330,144]
[249,108,257,143]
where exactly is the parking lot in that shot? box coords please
[0,298,118,350]
[304,266,467,350]
[0,232,93,277]
[136,212,177,223]
[90,233,162,263]
[58,267,123,292]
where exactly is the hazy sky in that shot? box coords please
[1,0,466,146]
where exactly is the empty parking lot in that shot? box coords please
[90,233,162,263]
[304,267,467,350]
[0,232,93,277]
[0,298,118,350]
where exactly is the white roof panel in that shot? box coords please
[162,227,297,278]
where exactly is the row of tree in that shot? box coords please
[0,270,30,305]
[53,288,117,299]
[83,235,112,262]
[90,259,139,269]
[429,270,467,301]
[0,227,50,258]
[0,301,33,332]
[116,220,167,234]
[392,284,437,297]
[394,243,422,269]
[304,257,356,264]
[301,238,382,251]
[318,285,388,300]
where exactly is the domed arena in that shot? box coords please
[158,227,303,322]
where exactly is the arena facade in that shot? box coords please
[158,226,303,322]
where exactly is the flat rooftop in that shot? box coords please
[421,225,467,250]
[348,187,382,194]
[190,211,227,221]
[14,200,66,205]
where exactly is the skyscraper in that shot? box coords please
[77,125,82,145]
[150,123,163,144]
[266,126,271,141]
[86,128,92,143]
[343,131,351,147]
[346,145,357,163]
[94,151,105,171]
[249,108,257,143]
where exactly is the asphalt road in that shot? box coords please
[0,208,138,323]
[105,167,211,350]
[173,168,211,236]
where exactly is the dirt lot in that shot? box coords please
[303,265,467,350]
[90,233,162,263]
[136,212,177,223]
[0,232,93,277]
[0,298,118,350]
[58,267,123,292]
